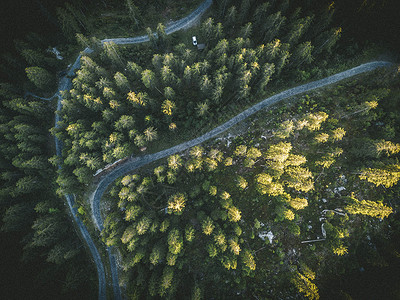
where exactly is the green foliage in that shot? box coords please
[25,67,54,90]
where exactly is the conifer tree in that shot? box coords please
[25,67,54,90]
[292,270,320,300]
[345,197,393,219]
[359,164,400,187]
[375,140,400,156]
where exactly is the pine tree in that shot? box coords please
[141,69,156,90]
[104,41,123,66]
[227,206,241,222]
[236,175,248,190]
[229,238,241,255]
[143,127,157,142]
[57,7,81,39]
[161,100,176,116]
[239,22,252,39]
[331,127,346,141]
[241,249,256,271]
[314,133,329,143]
[202,217,215,235]
[25,67,54,90]
[190,146,203,158]
[359,164,400,187]
[167,228,183,255]
[167,193,186,215]
[288,197,308,210]
[159,267,174,296]
[156,23,167,48]
[126,0,142,28]
[149,244,164,265]
[264,12,286,42]
[114,72,130,90]
[292,41,314,67]
[167,154,182,171]
[284,166,314,193]
[345,197,393,218]
[292,270,320,300]
[275,120,294,139]
[136,216,151,235]
[375,140,400,156]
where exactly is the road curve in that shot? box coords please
[90,60,392,232]
[50,1,213,299]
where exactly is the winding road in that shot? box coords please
[88,60,391,298]
[27,0,392,298]
[90,61,392,232]
[47,1,213,299]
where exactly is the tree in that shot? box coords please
[276,44,291,74]
[275,120,294,139]
[127,91,147,106]
[227,206,241,222]
[149,244,164,265]
[161,100,175,116]
[167,193,186,215]
[167,229,183,255]
[143,127,157,142]
[284,166,314,192]
[185,225,195,242]
[168,155,182,171]
[359,164,400,187]
[115,115,135,131]
[292,41,314,66]
[288,197,308,210]
[202,217,215,235]
[265,39,281,59]
[264,12,286,42]
[104,41,123,66]
[225,6,237,27]
[127,61,143,78]
[304,112,329,131]
[159,267,174,296]
[315,155,335,169]
[292,270,320,300]
[229,239,241,255]
[287,16,313,43]
[345,197,393,218]
[25,67,54,90]
[239,22,252,39]
[190,146,203,158]
[236,175,248,190]
[114,72,129,90]
[125,0,142,28]
[258,63,275,92]
[265,142,292,163]
[314,133,329,143]
[141,69,156,90]
[242,249,256,271]
[57,7,81,39]
[136,216,151,235]
[331,127,346,141]
[375,140,400,156]
[234,145,247,157]
[156,23,167,47]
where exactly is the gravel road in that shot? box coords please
[90,60,392,234]
[30,0,391,298]
[48,1,213,299]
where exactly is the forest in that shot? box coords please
[0,0,399,299]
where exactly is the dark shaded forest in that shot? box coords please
[0,0,399,299]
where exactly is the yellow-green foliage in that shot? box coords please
[359,164,400,187]
[292,269,320,300]
[345,197,393,219]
